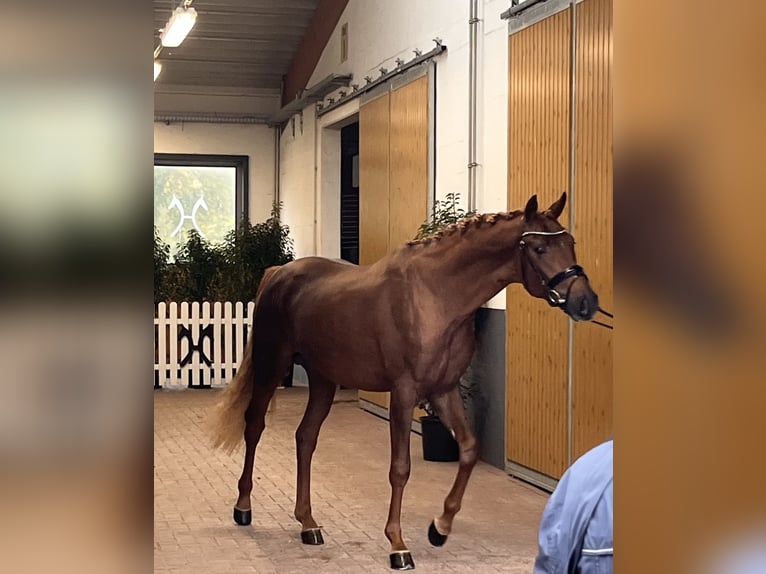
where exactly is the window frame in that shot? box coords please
[154,153,249,228]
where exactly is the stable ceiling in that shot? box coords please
[153,0,320,91]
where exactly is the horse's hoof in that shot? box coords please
[301,528,324,545]
[428,520,448,547]
[233,507,251,526]
[389,550,415,570]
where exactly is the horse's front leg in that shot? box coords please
[385,385,417,570]
[427,386,478,546]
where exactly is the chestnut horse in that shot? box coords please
[210,193,600,570]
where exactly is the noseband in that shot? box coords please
[519,230,587,308]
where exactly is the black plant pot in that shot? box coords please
[420,415,459,462]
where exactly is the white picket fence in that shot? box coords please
[154,301,255,389]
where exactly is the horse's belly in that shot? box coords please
[310,357,393,392]
[294,335,394,392]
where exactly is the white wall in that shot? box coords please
[278,112,317,259]
[154,122,276,223]
[477,0,512,310]
[278,0,512,308]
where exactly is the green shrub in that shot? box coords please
[154,203,294,304]
[414,192,477,240]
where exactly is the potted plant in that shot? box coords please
[419,399,459,462]
[419,375,480,462]
[414,194,480,462]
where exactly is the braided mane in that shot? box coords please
[407,210,522,247]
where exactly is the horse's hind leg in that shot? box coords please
[233,350,290,526]
[427,386,478,547]
[293,371,336,544]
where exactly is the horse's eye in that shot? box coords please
[534,246,547,255]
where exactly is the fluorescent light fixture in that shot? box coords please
[160,6,197,48]
[154,61,162,81]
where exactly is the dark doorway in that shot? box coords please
[340,122,360,264]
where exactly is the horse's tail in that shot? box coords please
[209,266,282,453]
[209,334,256,453]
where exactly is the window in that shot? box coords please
[341,23,348,63]
[154,154,248,256]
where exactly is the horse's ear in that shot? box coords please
[524,195,538,222]
[545,192,567,220]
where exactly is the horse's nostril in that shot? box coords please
[579,298,590,318]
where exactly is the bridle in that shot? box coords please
[519,229,613,329]
[519,230,586,308]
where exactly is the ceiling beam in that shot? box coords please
[158,74,284,89]
[153,8,315,19]
[160,57,292,66]
[281,0,349,106]
[155,84,280,97]
[169,35,301,47]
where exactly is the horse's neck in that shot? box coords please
[406,216,524,318]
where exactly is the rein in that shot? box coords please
[520,230,613,330]
[592,307,614,330]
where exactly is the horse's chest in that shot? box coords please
[411,326,474,387]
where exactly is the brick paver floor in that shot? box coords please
[155,387,549,573]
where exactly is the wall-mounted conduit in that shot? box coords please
[154,113,271,125]
[468,0,479,212]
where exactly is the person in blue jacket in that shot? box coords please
[533,439,613,574]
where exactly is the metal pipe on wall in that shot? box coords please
[467,0,479,212]
[566,0,578,467]
[154,113,270,125]
[274,126,280,206]
[313,111,319,256]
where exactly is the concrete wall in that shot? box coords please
[471,308,507,469]
[154,122,277,223]
[278,113,318,258]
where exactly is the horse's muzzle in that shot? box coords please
[567,291,599,322]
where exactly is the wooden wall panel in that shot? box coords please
[359,93,391,266]
[506,9,572,478]
[359,92,391,410]
[389,76,429,249]
[390,76,429,421]
[572,0,613,458]
[358,77,430,418]
[358,79,430,413]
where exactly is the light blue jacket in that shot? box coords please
[533,440,613,574]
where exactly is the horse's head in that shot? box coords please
[518,193,599,321]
